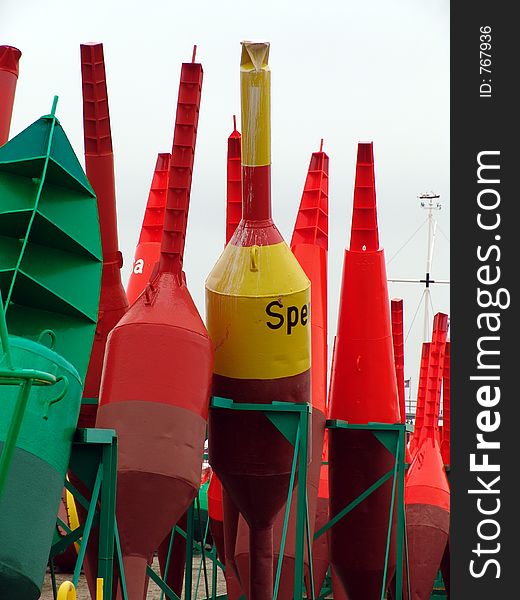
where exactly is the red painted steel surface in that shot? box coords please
[0,45,21,145]
[405,313,450,600]
[96,57,212,600]
[126,153,170,305]
[328,142,400,599]
[79,42,128,427]
[226,116,242,244]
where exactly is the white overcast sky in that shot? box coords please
[1,0,449,402]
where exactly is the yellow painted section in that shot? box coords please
[206,241,311,379]
[241,41,270,167]
[65,479,80,553]
[96,578,104,600]
[57,582,76,600]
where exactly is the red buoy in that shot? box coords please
[79,42,129,428]
[0,45,21,145]
[405,313,450,600]
[328,142,400,599]
[96,53,212,599]
[234,143,329,598]
[409,343,431,458]
[126,152,170,305]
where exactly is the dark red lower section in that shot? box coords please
[157,513,188,598]
[307,495,329,598]
[440,537,450,599]
[406,503,449,600]
[329,428,397,600]
[223,490,244,598]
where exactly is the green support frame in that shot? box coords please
[314,419,413,600]
[49,427,121,598]
[210,396,315,600]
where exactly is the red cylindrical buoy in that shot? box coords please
[405,313,450,600]
[234,143,329,598]
[328,142,400,599]
[97,53,212,599]
[409,343,431,458]
[126,152,171,305]
[0,45,21,145]
[206,42,311,600]
[79,42,129,427]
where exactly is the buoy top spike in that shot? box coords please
[349,141,379,252]
[233,114,237,131]
[240,41,270,71]
[192,45,197,63]
[319,138,324,153]
[0,45,22,77]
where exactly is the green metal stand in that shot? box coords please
[49,427,122,598]
[210,396,314,600]
[313,420,412,600]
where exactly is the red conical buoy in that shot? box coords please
[126,153,171,305]
[234,143,329,598]
[97,52,212,599]
[328,142,400,599]
[405,313,450,600]
[0,45,21,145]
[409,343,431,458]
[206,42,311,600]
[441,341,450,467]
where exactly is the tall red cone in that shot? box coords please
[126,153,171,305]
[0,45,21,145]
[79,42,129,427]
[328,142,400,599]
[97,52,213,600]
[234,143,329,599]
[405,313,450,600]
[409,343,431,458]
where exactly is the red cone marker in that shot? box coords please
[0,45,21,145]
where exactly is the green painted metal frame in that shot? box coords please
[0,291,59,499]
[314,419,413,600]
[210,396,315,600]
[49,427,125,599]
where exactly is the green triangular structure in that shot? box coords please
[0,101,102,382]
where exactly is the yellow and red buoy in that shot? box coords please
[126,152,171,305]
[206,41,311,600]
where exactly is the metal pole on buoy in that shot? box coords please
[206,41,311,600]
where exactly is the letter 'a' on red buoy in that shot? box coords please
[97,51,213,599]
[405,313,450,600]
[328,142,400,600]
[206,41,311,600]
[0,45,21,145]
[234,142,329,598]
[79,43,129,428]
[126,152,171,305]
